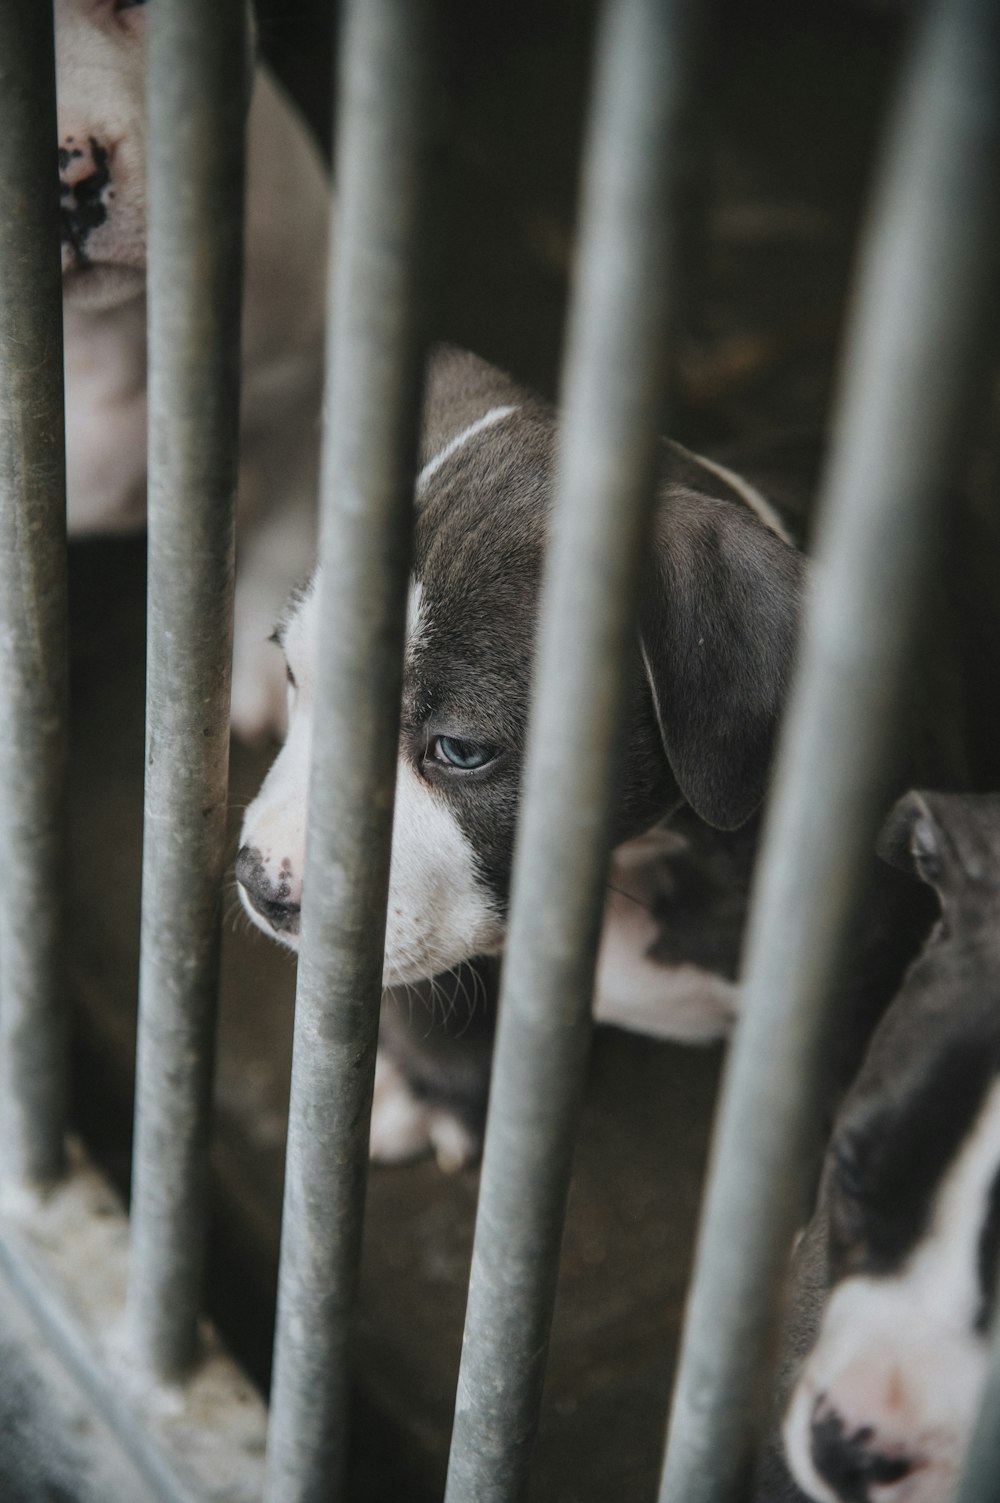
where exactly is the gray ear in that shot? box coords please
[877,792,944,888]
[876,790,1000,899]
[639,487,806,831]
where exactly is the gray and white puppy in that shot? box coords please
[762,792,1000,1503]
[236,346,806,1160]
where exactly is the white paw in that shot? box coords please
[594,956,738,1043]
[369,1052,478,1172]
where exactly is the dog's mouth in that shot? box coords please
[249,891,301,936]
[235,846,302,948]
[237,877,301,944]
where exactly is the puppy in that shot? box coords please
[764,792,1000,1503]
[235,345,806,1160]
[56,0,330,737]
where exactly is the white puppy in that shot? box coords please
[236,347,805,1161]
[56,0,330,737]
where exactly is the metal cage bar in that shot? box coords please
[0,0,69,1190]
[261,3,440,1500]
[959,1317,1000,1503]
[443,2,699,1499]
[127,0,248,1383]
[658,2,1000,1500]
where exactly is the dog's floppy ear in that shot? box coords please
[877,790,1000,902]
[639,488,806,831]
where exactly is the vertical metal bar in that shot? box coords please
[262,4,439,1500]
[127,0,247,1381]
[658,3,1000,1501]
[959,1340,1000,1503]
[443,3,697,1500]
[0,2,69,1189]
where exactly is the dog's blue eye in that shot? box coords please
[432,736,496,771]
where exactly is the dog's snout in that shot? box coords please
[236,845,301,936]
[59,135,112,259]
[810,1399,918,1503]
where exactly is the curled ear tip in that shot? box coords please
[875,790,936,873]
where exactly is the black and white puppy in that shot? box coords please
[769,792,1000,1503]
[236,346,806,1159]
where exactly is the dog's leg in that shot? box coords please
[594,956,738,1042]
[369,1049,479,1173]
[593,829,741,1044]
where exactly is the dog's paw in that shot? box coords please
[594,954,739,1043]
[595,876,740,1044]
[369,1052,479,1172]
[593,831,744,1044]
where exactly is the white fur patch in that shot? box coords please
[784,1079,1000,1503]
[405,578,429,662]
[594,845,737,1044]
[416,405,519,493]
[382,762,505,986]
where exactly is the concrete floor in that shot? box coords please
[4,3,937,1499]
[0,1258,157,1503]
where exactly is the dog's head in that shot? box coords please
[783,792,1000,1503]
[55,0,255,314]
[236,347,805,987]
[55,0,150,310]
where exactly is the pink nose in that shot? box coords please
[59,137,106,187]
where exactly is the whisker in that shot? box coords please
[604,879,654,914]
[452,965,479,1039]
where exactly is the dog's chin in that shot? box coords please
[237,880,504,986]
[62,262,146,313]
[382,958,440,991]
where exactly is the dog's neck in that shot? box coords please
[63,292,147,393]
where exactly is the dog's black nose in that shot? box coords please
[810,1401,917,1503]
[59,135,112,261]
[235,845,301,935]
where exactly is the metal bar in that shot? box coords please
[443,3,697,1499]
[958,1322,1000,1503]
[127,0,248,1382]
[0,0,69,1188]
[658,3,1000,1500]
[261,4,439,1500]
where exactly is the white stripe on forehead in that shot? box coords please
[405,577,427,661]
[416,404,519,494]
